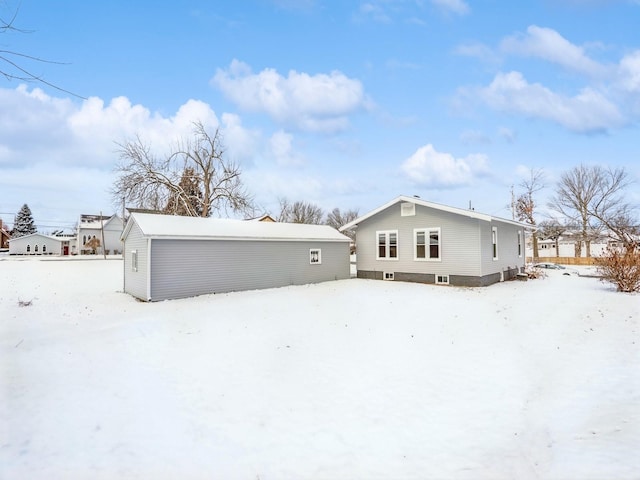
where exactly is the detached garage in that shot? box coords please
[121,212,351,302]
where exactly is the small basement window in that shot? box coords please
[131,250,138,272]
[384,272,394,280]
[310,248,322,265]
[436,275,449,285]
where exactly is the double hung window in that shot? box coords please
[376,230,398,260]
[414,228,440,261]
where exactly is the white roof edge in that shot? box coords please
[122,212,351,242]
[145,235,349,242]
[8,232,63,242]
[339,195,530,231]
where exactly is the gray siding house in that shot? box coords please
[340,196,529,287]
[121,212,351,301]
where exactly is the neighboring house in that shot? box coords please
[340,195,529,287]
[77,214,125,255]
[0,219,9,250]
[121,212,351,302]
[9,233,71,256]
[526,232,620,259]
[247,214,276,222]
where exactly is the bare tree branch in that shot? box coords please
[112,122,254,218]
[1,6,85,98]
[277,198,324,224]
[515,168,545,261]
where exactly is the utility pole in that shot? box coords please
[100,211,107,260]
[510,185,516,220]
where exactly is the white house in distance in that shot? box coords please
[76,214,124,255]
[341,195,530,287]
[121,212,351,302]
[9,233,71,256]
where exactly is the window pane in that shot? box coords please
[416,231,425,258]
[378,233,386,258]
[389,233,397,258]
[429,231,439,258]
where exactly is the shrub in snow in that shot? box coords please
[525,265,546,279]
[595,245,640,293]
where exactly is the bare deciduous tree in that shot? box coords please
[538,220,565,258]
[1,7,83,98]
[277,198,324,224]
[549,164,609,257]
[326,207,359,240]
[586,167,638,250]
[112,122,254,218]
[165,167,203,216]
[515,168,545,261]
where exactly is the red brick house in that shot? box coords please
[0,219,10,250]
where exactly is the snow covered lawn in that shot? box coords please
[1,257,639,479]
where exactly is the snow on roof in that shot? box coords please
[79,214,121,229]
[340,195,531,231]
[124,212,350,242]
[8,232,63,243]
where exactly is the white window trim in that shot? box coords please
[436,274,449,285]
[492,226,499,260]
[517,230,523,258]
[376,230,399,261]
[413,227,441,262]
[309,248,322,265]
[401,202,415,216]
[131,250,138,272]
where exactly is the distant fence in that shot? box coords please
[527,256,598,266]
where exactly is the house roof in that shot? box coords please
[123,212,351,242]
[8,232,63,243]
[339,195,531,231]
[79,214,122,229]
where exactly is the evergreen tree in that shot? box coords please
[165,167,204,216]
[12,204,37,238]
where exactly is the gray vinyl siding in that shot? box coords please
[122,222,149,301]
[148,239,350,301]
[355,202,484,278]
[479,221,525,277]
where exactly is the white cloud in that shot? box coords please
[220,113,260,166]
[498,127,517,143]
[211,60,371,133]
[401,144,489,187]
[431,0,470,15]
[618,50,640,92]
[454,42,501,64]
[500,25,606,77]
[268,130,305,167]
[0,85,261,221]
[357,2,392,23]
[472,71,624,133]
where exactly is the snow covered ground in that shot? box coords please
[1,256,639,480]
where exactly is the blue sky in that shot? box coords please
[1,0,639,232]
